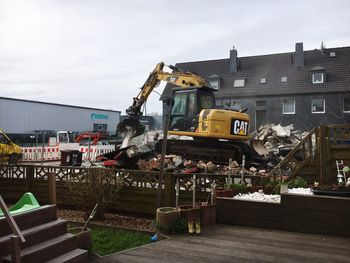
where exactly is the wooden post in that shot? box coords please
[156,99,172,208]
[25,165,34,192]
[10,235,21,263]
[324,126,332,185]
[319,126,326,185]
[48,173,57,205]
[164,173,174,207]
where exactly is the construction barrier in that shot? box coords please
[22,145,115,162]
[22,147,60,162]
[79,145,115,161]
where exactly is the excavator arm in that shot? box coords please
[118,62,210,137]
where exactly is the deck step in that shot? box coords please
[0,219,67,257]
[45,249,89,263]
[0,205,57,236]
[2,233,77,263]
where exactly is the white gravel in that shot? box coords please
[232,188,313,203]
[288,188,313,195]
[233,192,281,203]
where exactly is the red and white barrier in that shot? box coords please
[22,146,61,161]
[79,145,115,161]
[22,145,115,162]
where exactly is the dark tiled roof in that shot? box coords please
[160,46,350,100]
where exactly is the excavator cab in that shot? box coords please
[169,88,215,133]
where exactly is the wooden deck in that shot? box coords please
[93,224,350,263]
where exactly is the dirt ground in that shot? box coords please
[57,208,155,232]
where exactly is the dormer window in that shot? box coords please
[233,79,245,88]
[260,78,267,84]
[312,73,324,84]
[209,80,219,90]
[281,76,288,83]
[329,51,336,58]
[310,66,326,84]
[208,74,220,90]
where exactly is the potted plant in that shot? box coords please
[264,180,278,194]
[229,183,248,195]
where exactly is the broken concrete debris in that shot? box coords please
[98,123,308,175]
[254,123,307,158]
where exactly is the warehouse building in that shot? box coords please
[0,97,120,145]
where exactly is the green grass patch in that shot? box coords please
[68,224,151,256]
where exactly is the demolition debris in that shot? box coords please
[98,123,310,175]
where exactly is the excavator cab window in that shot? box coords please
[200,93,215,109]
[170,91,196,131]
[171,92,187,116]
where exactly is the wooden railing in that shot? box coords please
[268,127,317,181]
[268,124,350,185]
[0,195,25,263]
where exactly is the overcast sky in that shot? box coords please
[0,0,349,115]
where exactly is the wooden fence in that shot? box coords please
[0,164,259,215]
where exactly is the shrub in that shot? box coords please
[288,176,307,189]
[67,168,123,220]
[229,183,248,193]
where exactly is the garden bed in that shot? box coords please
[58,208,155,232]
[217,193,350,237]
[67,222,153,256]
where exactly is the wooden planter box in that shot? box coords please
[214,188,234,200]
[216,193,350,237]
[197,203,216,226]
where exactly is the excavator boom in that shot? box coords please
[117,62,210,138]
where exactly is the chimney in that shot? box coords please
[295,42,304,69]
[229,46,238,74]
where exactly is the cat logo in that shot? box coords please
[231,119,249,136]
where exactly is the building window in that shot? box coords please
[233,79,245,88]
[344,96,350,113]
[260,78,267,84]
[215,99,223,107]
[281,76,288,83]
[311,99,325,113]
[256,100,267,107]
[209,80,219,90]
[283,99,295,114]
[312,73,324,84]
[231,101,241,110]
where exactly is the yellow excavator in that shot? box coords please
[118,62,263,164]
[0,129,22,164]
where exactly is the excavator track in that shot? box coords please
[156,139,265,166]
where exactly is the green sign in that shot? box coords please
[91,113,108,121]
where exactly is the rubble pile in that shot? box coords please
[254,123,307,157]
[97,123,311,175]
[134,153,268,176]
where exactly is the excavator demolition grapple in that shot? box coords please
[117,62,265,166]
